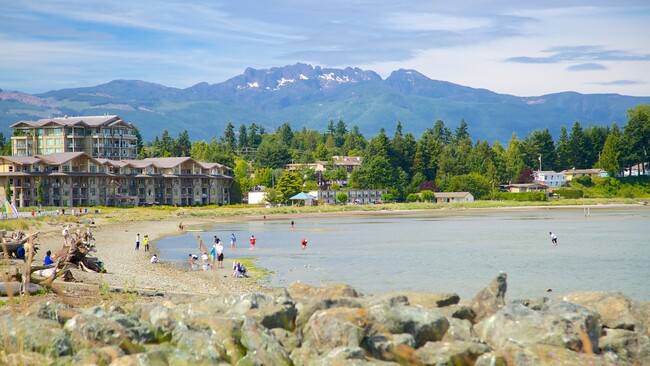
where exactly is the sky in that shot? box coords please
[1,1,649,96]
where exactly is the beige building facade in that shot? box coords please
[0,153,232,208]
[11,115,138,160]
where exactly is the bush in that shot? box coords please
[554,189,584,199]
[573,176,593,187]
[406,193,420,202]
[493,192,547,201]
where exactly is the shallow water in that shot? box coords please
[155,206,650,301]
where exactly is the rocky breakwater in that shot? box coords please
[1,273,649,365]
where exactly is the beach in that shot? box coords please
[32,212,278,298]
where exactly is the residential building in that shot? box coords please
[314,189,386,204]
[502,183,550,193]
[0,153,232,208]
[10,115,138,160]
[331,156,362,172]
[433,192,475,203]
[534,170,566,187]
[561,168,604,181]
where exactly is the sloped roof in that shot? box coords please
[122,159,155,169]
[144,157,195,168]
[434,191,473,198]
[0,156,42,165]
[36,152,90,165]
[10,115,131,128]
[290,192,317,200]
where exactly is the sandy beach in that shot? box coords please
[32,212,278,298]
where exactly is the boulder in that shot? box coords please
[288,282,359,300]
[270,328,300,353]
[28,301,78,325]
[470,272,507,323]
[415,340,490,366]
[562,292,637,330]
[404,292,461,309]
[364,333,416,362]
[71,345,123,365]
[475,302,600,353]
[171,324,225,363]
[301,307,368,354]
[64,312,142,354]
[435,304,476,322]
[295,297,364,330]
[238,318,292,366]
[442,318,479,342]
[489,343,624,366]
[366,304,449,348]
[245,297,297,331]
[600,328,650,364]
[0,314,72,357]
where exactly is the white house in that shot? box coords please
[534,171,566,188]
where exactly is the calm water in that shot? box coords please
[155,207,650,301]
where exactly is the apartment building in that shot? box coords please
[0,152,232,208]
[10,115,138,160]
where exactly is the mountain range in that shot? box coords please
[2,63,649,143]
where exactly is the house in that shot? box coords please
[0,153,232,207]
[331,156,362,172]
[502,183,549,193]
[433,192,474,203]
[11,115,138,160]
[561,168,604,181]
[534,170,566,187]
[314,189,386,204]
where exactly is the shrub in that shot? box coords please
[406,193,420,202]
[493,192,547,201]
[554,189,584,199]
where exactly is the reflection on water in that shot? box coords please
[155,207,650,301]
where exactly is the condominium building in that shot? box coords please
[10,115,138,160]
[0,152,232,208]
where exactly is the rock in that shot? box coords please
[562,292,637,330]
[71,345,123,365]
[64,312,141,353]
[0,314,71,357]
[489,343,623,366]
[271,328,300,353]
[246,297,297,331]
[288,282,359,300]
[435,304,476,322]
[171,324,225,363]
[295,297,364,330]
[470,272,507,323]
[600,328,649,364]
[301,307,368,355]
[474,352,508,366]
[312,346,395,366]
[28,301,78,325]
[0,282,43,296]
[237,318,292,366]
[364,333,416,362]
[404,292,461,309]
[442,318,479,342]
[366,304,450,348]
[415,340,490,366]
[0,351,52,366]
[475,301,600,353]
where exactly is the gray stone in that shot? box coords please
[171,324,225,363]
[295,297,364,330]
[28,301,78,325]
[64,312,142,354]
[0,314,72,357]
[366,304,450,348]
[489,343,626,366]
[600,328,649,364]
[475,301,601,353]
[237,318,292,366]
[246,301,297,331]
[415,340,490,366]
[271,328,300,353]
[470,272,507,323]
[71,345,124,365]
[288,282,359,300]
[301,307,368,354]
[364,333,416,361]
[474,352,508,366]
[562,292,637,330]
[442,318,479,342]
[435,304,476,322]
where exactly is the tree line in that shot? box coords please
[141,104,650,202]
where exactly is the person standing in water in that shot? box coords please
[249,235,256,249]
[549,232,558,246]
[301,238,308,250]
[230,233,237,249]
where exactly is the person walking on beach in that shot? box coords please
[301,238,308,250]
[291,220,295,228]
[549,232,558,246]
[143,235,150,252]
[249,235,256,250]
[135,233,140,251]
[230,233,237,249]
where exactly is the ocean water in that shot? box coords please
[155,206,650,301]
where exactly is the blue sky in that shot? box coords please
[1,1,649,96]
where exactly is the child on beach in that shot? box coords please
[549,232,558,246]
[230,233,237,249]
[249,235,256,250]
[150,254,159,264]
[143,235,150,252]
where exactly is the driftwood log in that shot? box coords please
[1,232,40,257]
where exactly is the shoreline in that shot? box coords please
[26,202,650,300]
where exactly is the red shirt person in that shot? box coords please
[249,235,256,249]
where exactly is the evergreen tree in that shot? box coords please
[364,128,389,160]
[505,133,525,183]
[623,104,650,175]
[248,123,263,148]
[599,124,622,177]
[277,122,293,147]
[176,130,191,157]
[556,126,571,170]
[454,118,470,142]
[238,124,248,150]
[568,121,590,169]
[223,122,236,151]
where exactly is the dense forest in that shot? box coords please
[141,104,650,202]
